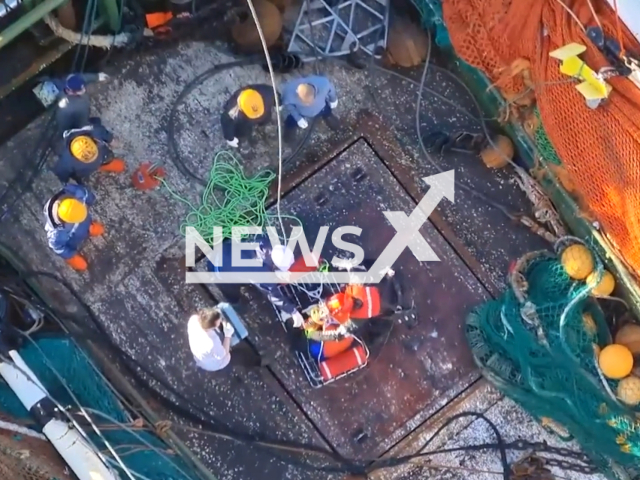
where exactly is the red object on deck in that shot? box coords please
[289,254,322,273]
[132,163,165,191]
[319,344,367,381]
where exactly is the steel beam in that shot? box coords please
[0,0,69,49]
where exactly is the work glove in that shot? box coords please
[329,100,338,109]
[227,137,239,148]
[222,321,235,338]
[98,73,109,82]
[297,118,308,129]
[291,311,305,328]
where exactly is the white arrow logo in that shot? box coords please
[358,169,455,282]
[185,170,455,284]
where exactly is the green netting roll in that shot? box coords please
[466,246,640,479]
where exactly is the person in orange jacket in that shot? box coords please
[43,184,104,271]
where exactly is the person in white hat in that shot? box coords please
[206,234,306,327]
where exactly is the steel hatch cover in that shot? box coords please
[237,140,490,458]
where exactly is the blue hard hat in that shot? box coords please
[65,74,86,92]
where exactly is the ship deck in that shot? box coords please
[0,40,601,480]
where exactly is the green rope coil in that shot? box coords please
[161,151,302,245]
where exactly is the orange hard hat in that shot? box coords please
[326,292,353,323]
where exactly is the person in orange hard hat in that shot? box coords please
[52,122,126,184]
[220,85,279,148]
[43,184,104,271]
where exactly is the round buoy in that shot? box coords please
[617,376,640,406]
[231,0,282,53]
[479,135,514,169]
[560,244,595,280]
[384,18,429,68]
[615,323,640,356]
[132,163,165,191]
[599,344,634,380]
[587,270,615,297]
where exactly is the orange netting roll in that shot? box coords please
[442,0,640,277]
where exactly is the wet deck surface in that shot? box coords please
[0,39,554,479]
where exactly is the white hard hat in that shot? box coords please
[271,245,295,271]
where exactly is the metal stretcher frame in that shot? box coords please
[269,270,370,388]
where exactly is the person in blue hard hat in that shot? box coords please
[51,72,110,133]
[206,234,305,328]
[51,124,126,184]
[43,184,104,272]
[280,75,340,143]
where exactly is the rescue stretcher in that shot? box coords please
[270,269,370,388]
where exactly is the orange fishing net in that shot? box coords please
[442,0,640,276]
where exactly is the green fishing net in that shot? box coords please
[467,240,640,479]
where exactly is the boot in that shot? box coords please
[89,222,105,237]
[66,254,88,271]
[98,158,126,173]
[322,113,341,131]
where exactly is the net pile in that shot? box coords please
[466,239,640,478]
[435,0,640,278]
[0,337,193,480]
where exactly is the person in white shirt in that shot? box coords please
[187,307,261,372]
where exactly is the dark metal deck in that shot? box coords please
[215,139,489,458]
[0,40,551,480]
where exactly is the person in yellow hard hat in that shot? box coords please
[220,84,279,148]
[52,121,126,184]
[43,184,104,271]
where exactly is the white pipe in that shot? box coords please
[605,0,640,44]
[0,351,119,480]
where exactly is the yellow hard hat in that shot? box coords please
[237,89,264,119]
[57,198,88,224]
[70,135,99,163]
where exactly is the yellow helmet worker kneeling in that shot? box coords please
[44,184,105,272]
[220,84,277,148]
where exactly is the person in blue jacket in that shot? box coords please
[280,75,340,142]
[51,124,126,184]
[43,184,104,271]
[50,72,109,133]
[207,234,305,328]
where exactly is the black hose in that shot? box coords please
[166,58,316,186]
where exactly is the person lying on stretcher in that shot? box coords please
[300,259,410,345]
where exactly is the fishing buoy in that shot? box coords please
[560,244,595,280]
[599,344,634,380]
[479,135,514,169]
[384,18,429,68]
[587,270,615,297]
[615,324,640,356]
[617,376,640,406]
[231,1,282,53]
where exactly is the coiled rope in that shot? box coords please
[160,151,302,244]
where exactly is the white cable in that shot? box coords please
[82,408,197,480]
[244,0,287,245]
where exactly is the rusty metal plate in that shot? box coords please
[220,139,490,459]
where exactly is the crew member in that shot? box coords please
[207,234,305,328]
[220,85,277,148]
[43,184,104,271]
[280,75,339,142]
[52,72,110,133]
[187,307,262,372]
[308,265,404,344]
[52,123,126,183]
